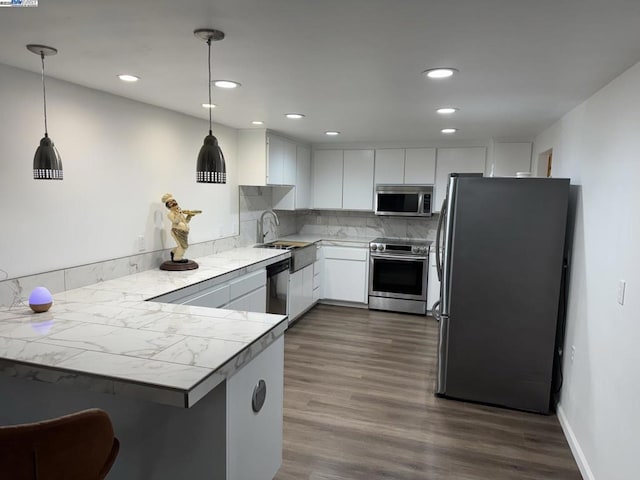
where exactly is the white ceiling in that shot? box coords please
[2,0,640,145]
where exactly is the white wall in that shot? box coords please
[0,63,239,279]
[533,63,640,480]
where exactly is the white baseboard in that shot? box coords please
[557,404,595,480]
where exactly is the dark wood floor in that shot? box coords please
[274,304,582,480]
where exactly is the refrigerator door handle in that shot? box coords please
[431,299,441,322]
[435,198,447,282]
[436,313,449,395]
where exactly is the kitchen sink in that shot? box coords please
[255,240,316,271]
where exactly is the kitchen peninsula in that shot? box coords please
[0,247,289,480]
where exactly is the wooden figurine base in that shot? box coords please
[160,260,199,271]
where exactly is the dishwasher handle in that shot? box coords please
[267,258,291,277]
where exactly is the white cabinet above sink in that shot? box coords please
[237,129,309,187]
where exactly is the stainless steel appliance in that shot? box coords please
[368,237,431,315]
[375,184,433,217]
[433,173,570,414]
[266,258,290,315]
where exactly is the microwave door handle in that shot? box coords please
[435,198,447,282]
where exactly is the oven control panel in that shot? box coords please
[369,240,429,256]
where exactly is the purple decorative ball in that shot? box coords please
[29,286,53,313]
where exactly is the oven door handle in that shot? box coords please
[371,253,428,261]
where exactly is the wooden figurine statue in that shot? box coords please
[159,193,202,271]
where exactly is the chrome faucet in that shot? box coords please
[257,210,280,243]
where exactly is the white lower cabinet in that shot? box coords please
[163,269,267,313]
[181,284,230,308]
[312,259,321,302]
[288,264,315,323]
[225,285,266,313]
[227,335,284,480]
[302,265,314,310]
[288,269,304,320]
[322,246,368,304]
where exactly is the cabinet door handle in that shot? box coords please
[252,379,267,413]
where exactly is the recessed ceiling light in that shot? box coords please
[285,113,305,119]
[252,120,264,125]
[437,107,459,114]
[423,68,458,79]
[202,103,217,109]
[213,80,241,89]
[325,131,340,136]
[118,74,139,82]
[441,128,458,134]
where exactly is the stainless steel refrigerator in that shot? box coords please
[433,173,570,414]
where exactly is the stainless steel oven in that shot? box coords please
[368,237,431,315]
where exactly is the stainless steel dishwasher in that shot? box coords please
[266,258,290,316]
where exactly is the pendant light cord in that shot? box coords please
[207,38,212,135]
[40,52,49,136]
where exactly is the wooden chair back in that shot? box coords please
[0,408,119,479]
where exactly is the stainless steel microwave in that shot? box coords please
[374,184,433,217]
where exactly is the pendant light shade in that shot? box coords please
[34,134,63,180]
[196,132,226,183]
[27,44,63,180]
[194,28,226,184]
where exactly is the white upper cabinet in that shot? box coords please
[374,149,405,184]
[237,129,301,186]
[312,149,374,211]
[267,134,284,185]
[295,145,311,209]
[267,134,296,185]
[404,148,436,184]
[342,149,374,210]
[434,147,487,211]
[282,139,297,185]
[312,150,344,209]
[374,148,436,186]
[490,142,532,177]
[272,144,312,210]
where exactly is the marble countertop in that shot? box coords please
[0,247,289,408]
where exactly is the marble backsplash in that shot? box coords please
[0,237,240,308]
[294,210,439,242]
[0,186,434,307]
[238,186,297,247]
[0,187,294,307]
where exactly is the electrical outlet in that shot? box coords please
[137,235,145,252]
[570,345,576,363]
[617,280,626,305]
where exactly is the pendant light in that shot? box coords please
[194,29,227,184]
[27,44,63,180]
